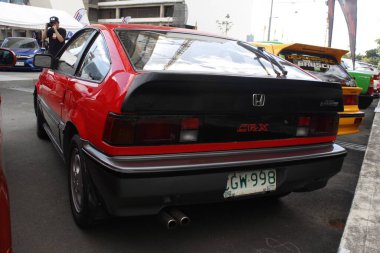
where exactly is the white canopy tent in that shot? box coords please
[0,2,84,31]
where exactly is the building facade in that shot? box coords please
[1,0,254,43]
[83,0,186,26]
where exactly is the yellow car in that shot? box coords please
[253,42,364,135]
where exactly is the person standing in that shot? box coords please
[42,16,67,57]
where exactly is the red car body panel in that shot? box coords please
[0,98,12,253]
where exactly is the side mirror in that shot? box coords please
[34,54,53,69]
[0,48,16,67]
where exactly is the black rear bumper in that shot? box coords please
[82,143,346,216]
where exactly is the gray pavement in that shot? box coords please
[0,71,39,89]
[0,71,40,81]
[338,99,380,253]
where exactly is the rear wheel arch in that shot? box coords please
[63,107,92,162]
[63,122,79,163]
[33,87,38,116]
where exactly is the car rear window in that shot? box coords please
[115,29,314,80]
[280,51,354,85]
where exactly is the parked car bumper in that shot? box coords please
[6,57,42,71]
[338,87,364,135]
[338,111,365,135]
[82,142,347,217]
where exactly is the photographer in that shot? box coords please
[42,16,67,57]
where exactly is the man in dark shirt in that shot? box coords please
[42,16,67,57]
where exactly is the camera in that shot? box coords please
[46,16,59,28]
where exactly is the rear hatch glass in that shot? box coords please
[115,29,315,80]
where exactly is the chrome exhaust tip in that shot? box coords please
[168,208,191,226]
[158,210,177,229]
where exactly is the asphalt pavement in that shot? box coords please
[338,99,380,253]
[0,71,376,253]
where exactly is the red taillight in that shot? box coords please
[367,86,374,95]
[296,115,338,137]
[103,114,200,146]
[181,118,200,130]
[297,116,311,126]
[343,95,358,105]
[135,118,179,145]
[180,118,200,143]
[312,116,338,136]
[103,115,135,145]
[365,76,375,95]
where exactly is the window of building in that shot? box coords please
[99,8,116,19]
[88,8,98,22]
[120,7,160,18]
[164,5,174,17]
[88,0,99,5]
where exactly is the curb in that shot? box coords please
[338,99,380,253]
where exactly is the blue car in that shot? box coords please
[1,37,44,71]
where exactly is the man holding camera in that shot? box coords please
[42,16,67,57]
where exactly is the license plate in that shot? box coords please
[223,169,276,198]
[15,61,25,66]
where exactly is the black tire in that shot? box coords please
[68,135,95,228]
[36,104,49,139]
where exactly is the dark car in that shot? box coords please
[0,48,15,253]
[1,37,44,71]
[33,24,347,228]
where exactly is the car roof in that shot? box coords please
[89,23,232,40]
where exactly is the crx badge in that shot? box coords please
[252,94,266,107]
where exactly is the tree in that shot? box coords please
[362,48,379,66]
[346,39,380,67]
[361,39,380,66]
[216,14,233,35]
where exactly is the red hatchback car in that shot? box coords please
[33,24,346,228]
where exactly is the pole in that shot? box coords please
[267,0,274,41]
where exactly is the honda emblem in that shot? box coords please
[252,94,266,107]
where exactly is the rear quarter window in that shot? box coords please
[77,34,111,82]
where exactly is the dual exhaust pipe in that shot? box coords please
[159,208,190,229]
